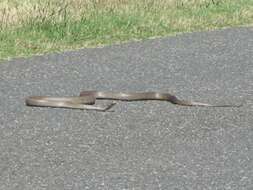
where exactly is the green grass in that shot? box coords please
[0,0,253,60]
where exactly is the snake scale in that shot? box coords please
[25,90,241,111]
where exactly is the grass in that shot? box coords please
[0,0,253,60]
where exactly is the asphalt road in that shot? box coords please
[0,27,252,190]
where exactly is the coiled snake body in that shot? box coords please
[25,90,241,111]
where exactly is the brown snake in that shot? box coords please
[25,90,242,111]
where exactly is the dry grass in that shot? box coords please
[0,0,243,27]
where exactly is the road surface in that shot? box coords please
[0,27,252,189]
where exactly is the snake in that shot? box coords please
[25,90,242,111]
